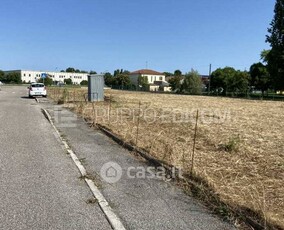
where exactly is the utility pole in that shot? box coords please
[208,64,212,95]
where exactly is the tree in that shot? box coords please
[211,67,249,95]
[80,80,88,86]
[89,70,97,74]
[266,0,284,90]
[174,69,182,76]
[0,70,4,82]
[104,72,114,86]
[260,49,270,63]
[122,70,130,75]
[5,72,22,84]
[250,63,271,96]
[227,70,249,95]
[168,76,182,92]
[179,69,202,94]
[64,78,73,85]
[38,77,53,86]
[211,67,236,94]
[113,69,129,77]
[137,75,148,90]
[66,67,75,73]
[114,74,131,89]
[163,72,173,77]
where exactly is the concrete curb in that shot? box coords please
[41,109,126,230]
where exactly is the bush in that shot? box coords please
[180,69,202,95]
[64,78,73,85]
[80,80,88,86]
[38,77,53,86]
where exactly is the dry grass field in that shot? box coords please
[48,87,284,229]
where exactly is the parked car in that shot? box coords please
[28,83,47,97]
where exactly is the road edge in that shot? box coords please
[41,108,126,230]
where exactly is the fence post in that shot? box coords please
[190,109,199,175]
[91,101,96,127]
[135,101,142,147]
[108,93,112,126]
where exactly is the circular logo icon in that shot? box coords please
[100,161,122,184]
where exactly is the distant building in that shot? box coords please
[129,69,166,85]
[3,70,88,85]
[129,69,171,92]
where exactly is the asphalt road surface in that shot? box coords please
[0,86,235,230]
[0,86,111,230]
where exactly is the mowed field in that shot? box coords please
[48,88,284,228]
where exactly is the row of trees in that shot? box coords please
[62,67,97,74]
[0,71,21,84]
[167,62,274,96]
[104,69,132,88]
[168,63,272,96]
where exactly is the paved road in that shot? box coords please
[0,86,111,230]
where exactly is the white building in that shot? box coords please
[129,69,165,85]
[4,70,88,85]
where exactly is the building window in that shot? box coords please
[29,74,31,77]
[24,74,26,76]
[159,77,163,80]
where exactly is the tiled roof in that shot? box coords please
[130,69,164,75]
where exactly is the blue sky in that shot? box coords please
[0,0,275,75]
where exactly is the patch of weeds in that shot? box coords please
[57,98,64,104]
[78,173,102,188]
[79,157,86,164]
[79,175,86,180]
[219,135,241,153]
[86,198,97,204]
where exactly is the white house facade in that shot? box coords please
[129,69,166,85]
[4,70,88,85]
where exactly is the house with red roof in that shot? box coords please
[129,69,165,85]
[129,69,169,91]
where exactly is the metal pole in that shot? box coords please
[190,109,199,175]
[208,64,212,95]
[135,101,142,147]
